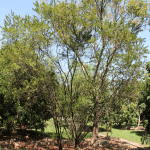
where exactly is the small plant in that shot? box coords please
[141,133,150,145]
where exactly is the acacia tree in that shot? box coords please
[34,0,149,144]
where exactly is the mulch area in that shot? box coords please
[0,125,150,150]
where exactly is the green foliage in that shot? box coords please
[56,62,94,144]
[0,12,57,132]
[100,79,145,129]
[140,62,150,145]
[118,102,138,126]
[141,133,150,145]
[141,62,150,133]
[0,61,56,131]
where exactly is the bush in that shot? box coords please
[0,64,56,132]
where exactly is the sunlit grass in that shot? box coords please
[31,118,70,139]
[102,127,147,145]
[29,119,150,147]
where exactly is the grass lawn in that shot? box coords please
[1,119,150,149]
[101,127,146,145]
[31,118,70,139]
[33,119,149,146]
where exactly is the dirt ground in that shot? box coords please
[0,125,150,150]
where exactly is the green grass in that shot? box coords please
[22,119,150,147]
[47,120,150,146]
[101,127,147,145]
[44,118,69,139]
[93,124,150,146]
[31,118,70,139]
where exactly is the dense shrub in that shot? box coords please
[0,62,57,132]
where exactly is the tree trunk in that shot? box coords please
[137,113,141,127]
[59,145,62,150]
[91,101,99,144]
[7,122,13,133]
[75,139,79,150]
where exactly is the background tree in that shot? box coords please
[114,79,145,128]
[0,12,57,132]
[143,62,150,133]
[140,62,150,145]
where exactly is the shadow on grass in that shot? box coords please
[0,126,68,150]
[130,130,145,137]
[112,124,121,129]
[0,126,66,142]
[112,124,128,130]
[80,125,107,133]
